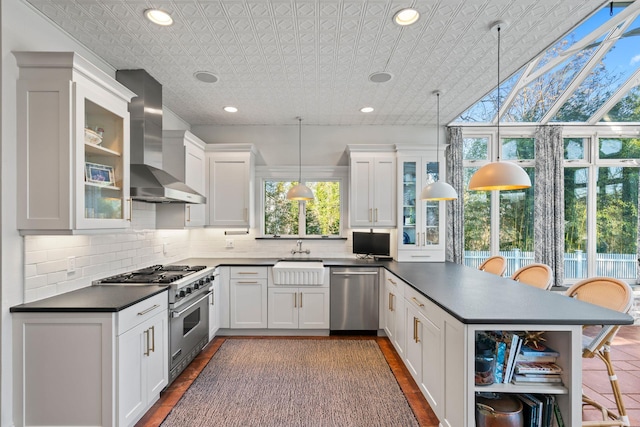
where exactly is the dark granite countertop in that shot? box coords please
[10,285,168,313]
[179,257,634,327]
[11,257,634,327]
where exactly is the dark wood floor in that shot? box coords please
[135,335,439,427]
[137,325,640,427]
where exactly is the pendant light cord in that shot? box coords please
[496,25,501,161]
[298,117,302,183]
[436,91,441,177]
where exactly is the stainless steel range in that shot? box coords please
[95,264,215,384]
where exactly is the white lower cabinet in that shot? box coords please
[229,267,268,328]
[12,290,168,427]
[208,270,221,340]
[405,288,444,419]
[268,286,330,329]
[117,308,168,426]
[383,270,406,359]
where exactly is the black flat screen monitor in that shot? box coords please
[352,231,390,256]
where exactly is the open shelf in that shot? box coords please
[85,142,121,157]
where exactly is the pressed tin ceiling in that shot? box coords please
[23,0,611,126]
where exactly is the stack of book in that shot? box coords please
[513,343,563,385]
[517,394,565,427]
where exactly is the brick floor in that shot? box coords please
[583,325,640,426]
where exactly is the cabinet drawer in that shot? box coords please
[383,270,406,297]
[404,286,436,319]
[230,266,267,279]
[117,291,168,335]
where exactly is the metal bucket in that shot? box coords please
[476,394,524,427]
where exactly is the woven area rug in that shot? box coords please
[160,339,419,427]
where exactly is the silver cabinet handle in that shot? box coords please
[293,292,297,308]
[186,205,191,222]
[149,325,155,353]
[137,304,160,316]
[237,281,258,284]
[375,208,378,222]
[143,329,150,356]
[369,208,373,222]
[387,277,397,285]
[299,292,303,308]
[127,198,132,222]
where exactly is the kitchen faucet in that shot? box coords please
[291,239,310,255]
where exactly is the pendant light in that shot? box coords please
[468,22,531,191]
[286,117,314,201]
[420,91,458,200]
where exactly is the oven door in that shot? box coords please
[169,291,211,373]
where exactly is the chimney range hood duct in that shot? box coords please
[115,69,206,204]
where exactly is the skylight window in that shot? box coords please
[452,1,640,125]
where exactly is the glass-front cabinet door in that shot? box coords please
[75,83,131,229]
[397,153,446,262]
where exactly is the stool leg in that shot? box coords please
[596,343,629,426]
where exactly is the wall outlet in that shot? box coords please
[67,256,76,273]
[225,239,234,248]
[163,242,168,255]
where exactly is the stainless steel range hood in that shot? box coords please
[116,69,206,204]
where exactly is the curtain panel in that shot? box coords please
[533,125,564,287]
[446,126,464,264]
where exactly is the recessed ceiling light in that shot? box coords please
[194,71,219,83]
[369,72,393,83]
[144,9,173,26]
[393,8,420,26]
[223,106,238,113]
[360,107,374,113]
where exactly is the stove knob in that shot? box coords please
[179,290,186,298]
[175,292,181,300]
[193,282,200,290]
[186,287,192,294]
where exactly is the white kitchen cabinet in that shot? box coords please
[157,130,207,228]
[229,267,267,328]
[268,286,330,329]
[396,145,446,262]
[347,146,396,228]
[117,305,168,426]
[206,145,256,227]
[404,286,444,420]
[12,290,168,427]
[14,51,135,234]
[209,269,221,340]
[382,269,406,359]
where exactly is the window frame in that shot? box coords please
[255,165,348,238]
[461,124,640,285]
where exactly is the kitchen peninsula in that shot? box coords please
[12,260,633,427]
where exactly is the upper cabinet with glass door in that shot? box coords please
[15,52,135,234]
[396,146,446,262]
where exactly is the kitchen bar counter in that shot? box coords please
[181,257,634,327]
[10,284,167,312]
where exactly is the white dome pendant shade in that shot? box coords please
[468,161,532,191]
[286,117,314,201]
[468,22,531,192]
[420,91,458,201]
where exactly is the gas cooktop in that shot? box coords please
[98,265,207,284]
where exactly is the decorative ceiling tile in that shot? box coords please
[23,0,610,125]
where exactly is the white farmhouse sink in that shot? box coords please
[272,261,325,285]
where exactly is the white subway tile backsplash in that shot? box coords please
[23,201,357,303]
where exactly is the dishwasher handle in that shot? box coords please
[331,271,379,276]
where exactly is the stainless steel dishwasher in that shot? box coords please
[330,267,379,333]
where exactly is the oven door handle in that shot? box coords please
[171,292,212,318]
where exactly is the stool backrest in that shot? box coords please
[510,263,553,290]
[565,277,633,355]
[478,256,507,276]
